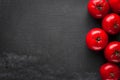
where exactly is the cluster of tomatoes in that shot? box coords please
[86,0,120,80]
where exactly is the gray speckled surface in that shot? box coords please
[0,0,119,80]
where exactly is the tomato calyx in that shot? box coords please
[96,4,103,10]
[96,37,101,42]
[96,0,103,10]
[111,50,120,58]
[114,50,120,57]
[110,72,115,78]
[113,23,119,29]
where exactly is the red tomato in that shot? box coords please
[86,28,108,51]
[102,13,120,35]
[87,0,110,19]
[104,41,120,63]
[100,63,120,80]
[109,0,120,14]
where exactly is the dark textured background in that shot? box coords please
[0,0,119,80]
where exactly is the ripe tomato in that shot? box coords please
[109,0,120,14]
[102,13,120,35]
[100,63,120,80]
[86,28,108,51]
[87,0,110,19]
[104,41,120,63]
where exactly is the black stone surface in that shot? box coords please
[0,0,119,80]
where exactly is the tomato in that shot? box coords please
[102,13,120,35]
[87,0,110,19]
[86,28,108,51]
[109,0,120,14]
[100,63,120,80]
[104,41,120,63]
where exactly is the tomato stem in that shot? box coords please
[97,5,102,10]
[96,37,101,41]
[114,50,120,57]
[114,23,119,29]
[110,72,114,78]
